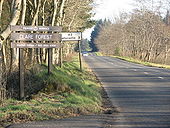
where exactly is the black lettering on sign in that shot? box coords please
[10,25,62,32]
[10,33,61,41]
[11,42,61,48]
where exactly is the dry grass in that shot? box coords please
[113,56,170,69]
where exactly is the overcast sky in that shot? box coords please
[83,0,133,39]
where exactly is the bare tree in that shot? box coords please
[0,0,22,42]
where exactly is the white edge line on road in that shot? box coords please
[158,77,164,79]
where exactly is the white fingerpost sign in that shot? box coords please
[61,32,82,41]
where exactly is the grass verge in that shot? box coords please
[113,56,170,69]
[94,52,103,56]
[0,56,102,127]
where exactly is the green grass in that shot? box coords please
[0,56,102,126]
[113,56,170,69]
[0,104,32,112]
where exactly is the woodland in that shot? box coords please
[90,0,170,64]
[0,0,94,100]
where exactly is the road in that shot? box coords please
[84,55,170,128]
[8,55,170,128]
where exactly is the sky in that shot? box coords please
[83,0,134,39]
[93,0,133,20]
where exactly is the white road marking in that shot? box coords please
[144,72,149,74]
[158,77,164,79]
[133,69,137,71]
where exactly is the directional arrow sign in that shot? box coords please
[61,32,82,41]
[10,33,61,41]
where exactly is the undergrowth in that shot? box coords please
[0,56,102,127]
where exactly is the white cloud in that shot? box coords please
[93,0,133,20]
[83,27,94,40]
[83,0,134,39]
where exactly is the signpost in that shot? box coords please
[10,25,62,100]
[10,25,82,99]
[61,32,81,41]
[61,32,83,71]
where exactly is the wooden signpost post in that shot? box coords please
[10,25,62,100]
[0,42,5,100]
[0,42,2,91]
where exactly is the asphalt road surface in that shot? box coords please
[8,55,170,128]
[84,55,170,128]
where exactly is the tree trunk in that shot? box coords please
[40,0,47,64]
[0,0,4,92]
[58,0,66,25]
[57,0,66,66]
[68,9,78,31]
[0,0,22,43]
[31,0,41,26]
[50,0,59,65]
[28,0,41,65]
[0,0,4,31]
[52,0,58,26]
[21,0,26,25]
